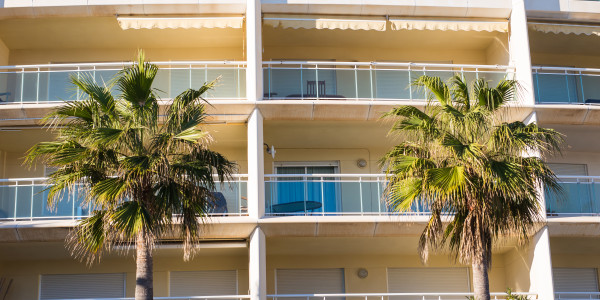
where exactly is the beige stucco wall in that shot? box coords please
[266,254,511,293]
[0,250,249,299]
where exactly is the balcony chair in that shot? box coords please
[306,80,326,98]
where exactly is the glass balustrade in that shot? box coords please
[533,68,600,104]
[0,178,248,221]
[545,178,600,215]
[264,175,430,216]
[0,62,246,104]
[263,62,511,100]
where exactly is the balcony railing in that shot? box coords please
[545,175,600,216]
[0,175,248,221]
[533,66,600,104]
[555,292,600,300]
[55,295,251,300]
[267,292,537,300]
[263,61,513,101]
[264,174,430,216]
[0,61,246,104]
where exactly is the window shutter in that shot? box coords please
[553,268,599,292]
[548,163,588,176]
[40,273,125,299]
[276,268,345,294]
[387,268,470,292]
[170,270,238,297]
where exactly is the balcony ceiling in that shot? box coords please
[0,16,244,51]
[529,29,600,58]
[0,124,247,153]
[263,26,505,51]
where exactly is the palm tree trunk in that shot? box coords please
[472,254,490,300]
[135,230,153,300]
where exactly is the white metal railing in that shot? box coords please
[54,295,252,300]
[0,61,247,104]
[555,292,600,299]
[546,175,600,216]
[267,292,537,300]
[263,61,514,101]
[0,175,248,221]
[532,65,600,104]
[264,174,430,216]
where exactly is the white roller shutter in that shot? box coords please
[548,163,588,176]
[387,268,470,292]
[276,268,345,294]
[170,270,237,297]
[40,273,125,299]
[553,268,599,292]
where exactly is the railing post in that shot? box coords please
[579,71,585,104]
[303,175,308,215]
[30,181,34,220]
[354,64,359,100]
[321,176,325,216]
[408,65,413,100]
[369,64,374,100]
[300,64,304,100]
[315,64,319,100]
[36,68,40,103]
[19,67,24,103]
[13,180,18,221]
[359,176,364,215]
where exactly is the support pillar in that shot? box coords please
[247,108,265,219]
[246,0,263,101]
[529,226,555,300]
[509,0,535,106]
[249,228,267,300]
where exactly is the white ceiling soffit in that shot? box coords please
[390,18,508,33]
[263,14,387,31]
[529,22,600,36]
[117,16,245,30]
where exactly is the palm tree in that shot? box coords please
[381,75,562,300]
[25,52,235,300]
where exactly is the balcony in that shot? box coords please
[555,292,600,300]
[263,62,513,101]
[533,66,600,104]
[264,174,431,216]
[0,176,248,221]
[545,176,600,216]
[267,292,537,300]
[0,61,247,104]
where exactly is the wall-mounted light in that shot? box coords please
[357,268,368,279]
[356,159,367,168]
[264,143,276,159]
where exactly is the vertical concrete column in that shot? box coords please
[246,0,263,101]
[248,108,265,219]
[510,0,535,106]
[523,112,548,221]
[529,226,555,300]
[249,228,267,300]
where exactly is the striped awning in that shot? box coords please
[117,16,244,30]
[390,18,508,32]
[263,14,387,31]
[529,22,600,36]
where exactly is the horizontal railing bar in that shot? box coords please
[533,65,600,73]
[265,174,386,178]
[266,293,536,297]
[59,295,252,300]
[0,61,247,70]
[556,175,600,179]
[0,174,249,183]
[263,61,512,70]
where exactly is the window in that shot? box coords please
[276,268,345,296]
[387,268,470,293]
[39,273,125,300]
[553,268,599,297]
[170,270,237,297]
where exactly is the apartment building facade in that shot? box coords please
[0,0,598,299]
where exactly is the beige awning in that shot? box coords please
[263,14,387,31]
[529,22,600,36]
[390,18,508,32]
[117,16,245,30]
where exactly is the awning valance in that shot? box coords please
[529,22,600,36]
[117,16,245,30]
[263,14,387,31]
[390,19,508,32]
